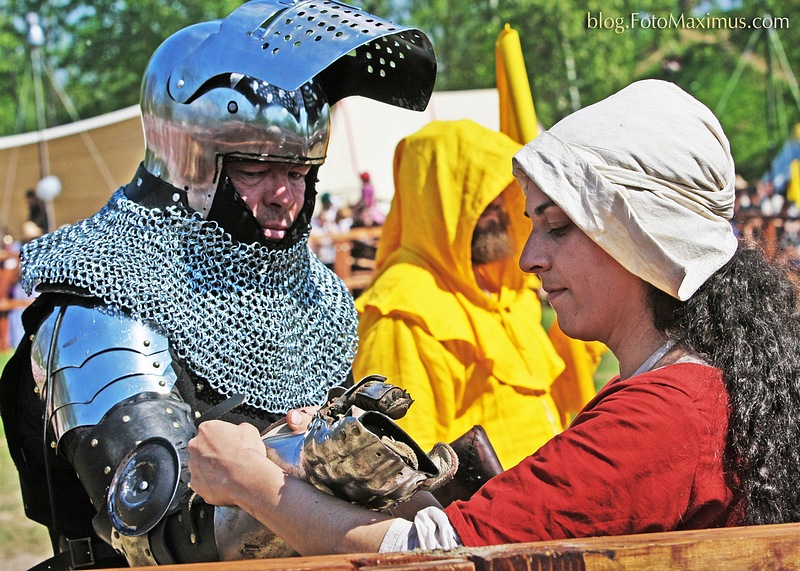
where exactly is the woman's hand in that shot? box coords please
[188,420,267,506]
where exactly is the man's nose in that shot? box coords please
[258,174,292,207]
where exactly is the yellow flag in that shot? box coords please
[497,24,609,419]
[788,159,800,210]
[496,24,538,144]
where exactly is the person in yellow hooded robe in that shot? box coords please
[352,119,566,469]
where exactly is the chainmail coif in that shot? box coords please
[21,189,358,413]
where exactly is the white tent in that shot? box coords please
[319,89,500,210]
[0,89,500,238]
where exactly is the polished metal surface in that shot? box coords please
[169,0,436,108]
[140,0,436,217]
[141,20,329,216]
[107,438,181,537]
[31,304,176,446]
[261,409,453,510]
[214,506,297,560]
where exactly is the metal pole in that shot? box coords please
[26,12,55,232]
[27,13,49,179]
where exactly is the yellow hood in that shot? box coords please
[356,120,563,389]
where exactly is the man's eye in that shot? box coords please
[233,170,260,178]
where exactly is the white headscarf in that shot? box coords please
[513,79,737,301]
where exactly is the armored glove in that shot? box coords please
[176,376,457,563]
[262,375,458,510]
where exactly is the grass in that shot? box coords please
[594,349,620,391]
[0,350,53,571]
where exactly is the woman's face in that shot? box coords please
[519,181,652,346]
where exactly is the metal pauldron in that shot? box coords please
[31,304,178,448]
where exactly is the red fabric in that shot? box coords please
[444,362,742,546]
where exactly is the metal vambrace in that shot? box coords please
[30,303,255,565]
[198,376,461,559]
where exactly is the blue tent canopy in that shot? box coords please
[764,135,800,194]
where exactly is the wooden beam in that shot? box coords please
[121,522,800,571]
[467,523,800,570]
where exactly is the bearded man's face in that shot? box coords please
[471,196,513,265]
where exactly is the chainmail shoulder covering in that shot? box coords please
[21,189,358,413]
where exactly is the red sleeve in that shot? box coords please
[444,363,732,546]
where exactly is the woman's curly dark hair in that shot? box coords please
[650,243,800,525]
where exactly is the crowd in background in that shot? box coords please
[735,180,800,271]
[310,172,386,274]
[1,175,798,354]
[0,190,48,352]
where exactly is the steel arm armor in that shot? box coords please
[30,304,214,565]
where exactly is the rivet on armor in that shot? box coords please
[177,79,185,88]
[172,193,181,202]
[33,386,39,394]
[153,361,161,368]
[143,339,151,347]
[194,411,201,419]
[166,407,173,414]
[91,439,99,447]
[159,380,166,387]
[227,101,238,114]
[137,177,142,186]
[29,334,35,341]
[104,466,111,475]
[196,384,204,392]
[122,415,130,423]
[172,421,180,429]
[50,441,56,449]
[190,533,197,544]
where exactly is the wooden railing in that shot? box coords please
[310,214,800,297]
[310,226,383,295]
[125,522,800,570]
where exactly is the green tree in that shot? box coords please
[1,0,797,182]
[403,0,678,126]
[642,0,800,181]
[1,0,242,136]
[402,0,799,180]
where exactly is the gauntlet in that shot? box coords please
[262,375,458,510]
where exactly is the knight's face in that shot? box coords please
[225,160,311,241]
